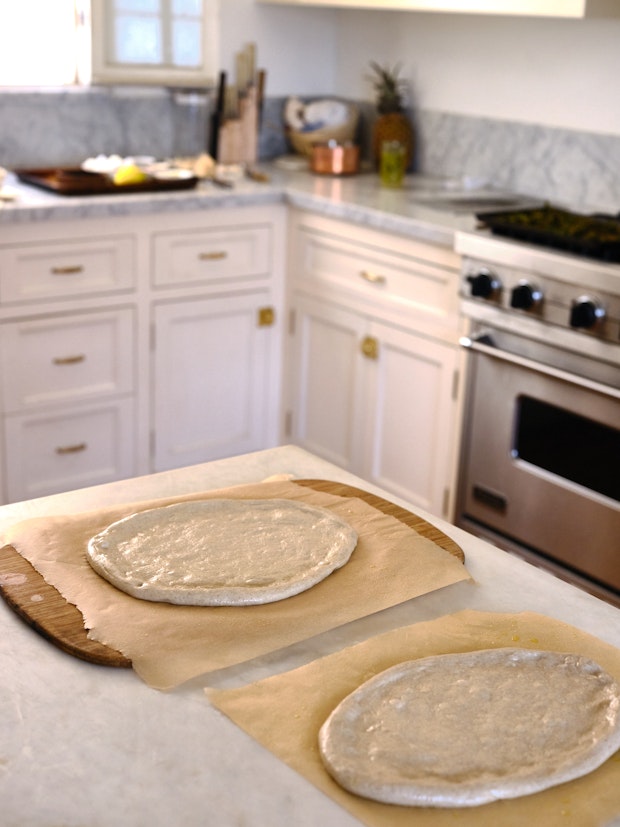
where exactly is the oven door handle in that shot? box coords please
[460,334,620,401]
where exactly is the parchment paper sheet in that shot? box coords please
[207,610,620,827]
[4,480,470,690]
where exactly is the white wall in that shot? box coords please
[218,1,339,96]
[334,11,620,136]
[219,3,620,137]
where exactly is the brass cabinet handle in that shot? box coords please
[55,442,87,455]
[198,251,228,261]
[258,306,275,327]
[51,265,84,275]
[52,354,86,365]
[359,270,386,285]
[360,335,379,360]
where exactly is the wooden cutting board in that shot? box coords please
[0,479,464,669]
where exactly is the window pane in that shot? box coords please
[172,20,202,67]
[0,1,77,86]
[173,0,202,14]
[115,17,162,64]
[115,0,160,12]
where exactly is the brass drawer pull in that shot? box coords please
[198,251,228,261]
[51,265,84,275]
[361,335,379,360]
[360,270,386,285]
[55,442,87,455]
[52,354,86,365]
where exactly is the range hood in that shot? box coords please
[257,0,620,17]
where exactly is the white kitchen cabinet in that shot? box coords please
[257,0,620,17]
[290,294,461,516]
[0,220,138,503]
[150,207,285,473]
[286,211,465,518]
[152,291,278,471]
[0,205,285,504]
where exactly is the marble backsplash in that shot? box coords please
[1,87,619,213]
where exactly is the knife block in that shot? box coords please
[217,85,258,165]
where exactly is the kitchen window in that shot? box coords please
[0,0,218,89]
[91,0,218,86]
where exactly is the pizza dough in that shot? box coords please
[86,498,357,606]
[318,648,620,808]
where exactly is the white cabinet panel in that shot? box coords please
[1,309,134,412]
[291,296,365,471]
[153,292,276,471]
[4,399,135,503]
[362,321,460,514]
[257,0,619,17]
[0,236,135,304]
[292,212,461,341]
[153,225,271,288]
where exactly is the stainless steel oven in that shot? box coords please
[454,230,620,604]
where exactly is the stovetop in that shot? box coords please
[474,204,620,264]
[455,226,620,298]
[455,224,620,356]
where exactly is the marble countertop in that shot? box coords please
[1,445,619,827]
[0,165,482,247]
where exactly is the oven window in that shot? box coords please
[514,396,619,502]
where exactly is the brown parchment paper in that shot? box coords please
[3,480,470,690]
[207,609,620,827]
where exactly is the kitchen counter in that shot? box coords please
[0,166,480,248]
[1,445,619,827]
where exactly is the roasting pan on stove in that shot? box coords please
[476,204,620,263]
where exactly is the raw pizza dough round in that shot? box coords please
[318,647,620,808]
[86,498,357,606]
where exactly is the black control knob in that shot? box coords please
[510,281,543,311]
[569,297,606,330]
[466,269,501,299]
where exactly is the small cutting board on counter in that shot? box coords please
[0,480,464,668]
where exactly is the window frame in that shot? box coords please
[90,0,219,87]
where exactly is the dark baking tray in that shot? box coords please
[476,204,620,263]
[15,167,199,196]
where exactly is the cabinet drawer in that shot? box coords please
[3,399,135,502]
[295,222,461,331]
[0,309,134,413]
[0,236,135,304]
[153,224,271,287]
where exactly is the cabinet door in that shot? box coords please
[153,292,276,471]
[361,321,460,517]
[289,294,461,517]
[289,295,366,471]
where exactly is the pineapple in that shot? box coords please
[368,61,414,169]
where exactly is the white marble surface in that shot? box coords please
[0,167,481,248]
[1,445,619,827]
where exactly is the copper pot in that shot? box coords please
[310,142,360,176]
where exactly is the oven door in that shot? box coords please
[457,328,620,592]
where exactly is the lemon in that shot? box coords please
[113,163,148,186]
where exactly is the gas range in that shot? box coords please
[454,221,620,605]
[455,228,620,361]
